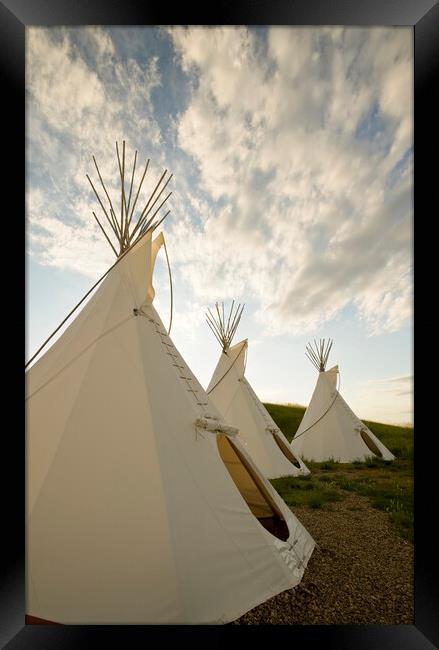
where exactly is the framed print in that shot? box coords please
[1,0,437,647]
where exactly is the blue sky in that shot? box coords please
[26,26,413,424]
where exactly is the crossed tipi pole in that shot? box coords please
[26,141,172,369]
[86,140,172,256]
[305,338,333,372]
[205,301,245,351]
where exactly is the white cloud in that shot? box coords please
[167,26,413,337]
[376,375,412,384]
[352,373,413,424]
[26,186,114,277]
[26,27,165,277]
[27,26,413,340]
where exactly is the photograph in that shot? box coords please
[25,25,413,627]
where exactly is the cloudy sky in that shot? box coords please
[26,26,413,425]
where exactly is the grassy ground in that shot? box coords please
[264,403,414,543]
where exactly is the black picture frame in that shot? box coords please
[4,0,437,647]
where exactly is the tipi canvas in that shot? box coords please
[26,144,315,625]
[291,339,395,463]
[206,302,310,479]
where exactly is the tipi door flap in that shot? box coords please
[272,432,301,468]
[358,427,383,458]
[217,434,283,520]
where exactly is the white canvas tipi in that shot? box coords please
[291,339,395,463]
[26,143,315,625]
[206,302,310,479]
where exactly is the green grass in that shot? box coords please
[264,402,413,543]
[271,474,342,509]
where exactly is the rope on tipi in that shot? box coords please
[25,141,173,369]
[292,371,341,440]
[162,237,173,335]
[206,342,247,395]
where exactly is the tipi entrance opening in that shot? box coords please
[217,435,290,541]
[272,432,302,468]
[359,429,383,458]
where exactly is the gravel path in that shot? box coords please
[233,493,413,624]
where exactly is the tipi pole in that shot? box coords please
[206,310,226,348]
[226,299,235,335]
[116,141,128,242]
[138,192,173,236]
[126,158,149,237]
[150,209,170,232]
[130,169,168,239]
[138,174,173,232]
[92,212,118,257]
[206,318,224,348]
[91,156,123,240]
[125,149,137,218]
[205,300,245,351]
[86,174,120,243]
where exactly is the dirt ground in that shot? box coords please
[233,493,414,624]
